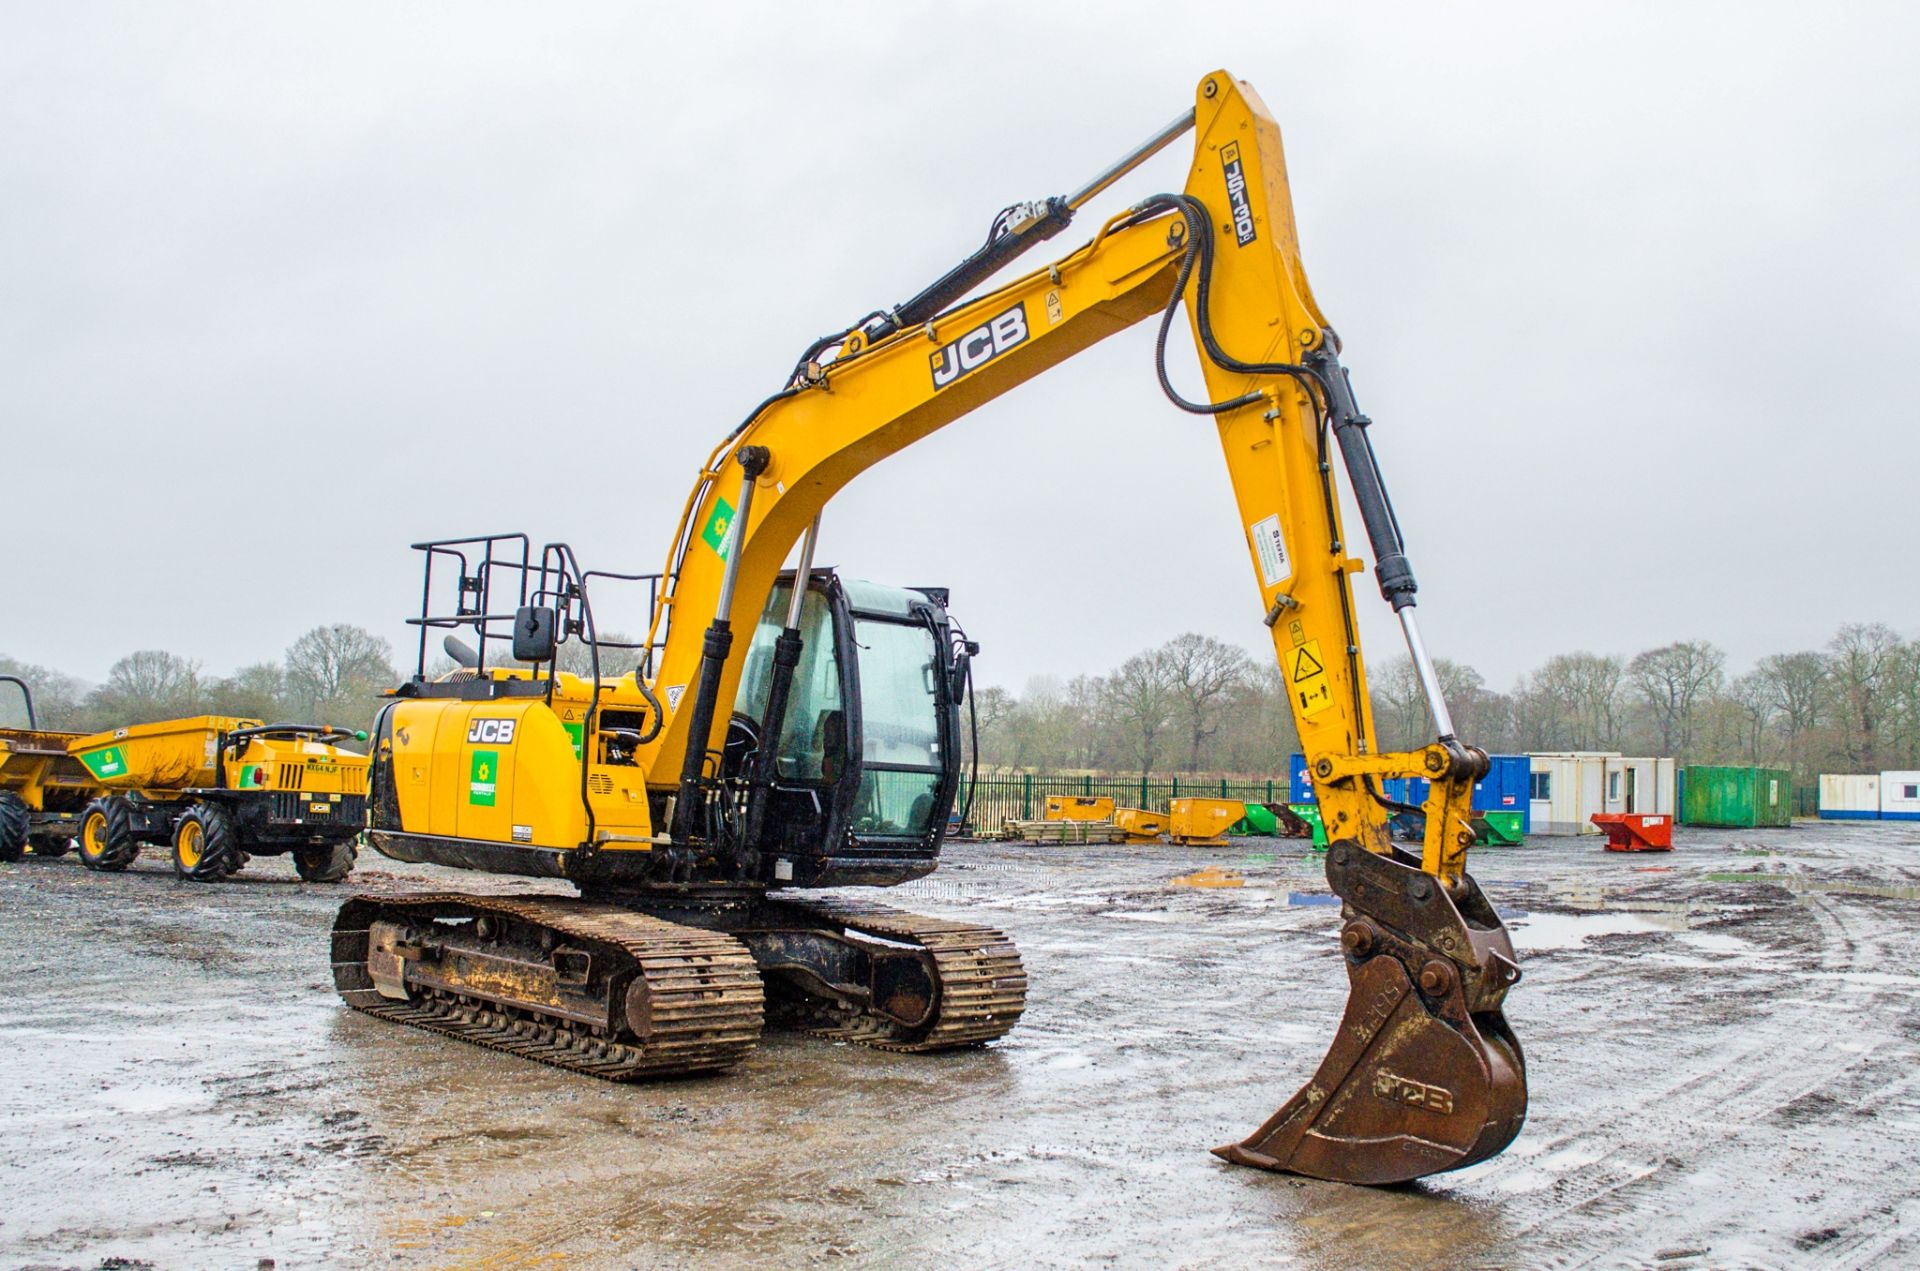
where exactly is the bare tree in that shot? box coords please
[1722,671,1774,763]
[1826,623,1901,768]
[1371,658,1428,752]
[1882,639,1920,766]
[964,684,1014,765]
[0,655,89,729]
[1158,633,1253,771]
[1628,640,1726,754]
[1060,674,1108,770]
[1518,653,1622,750]
[93,650,202,724]
[1754,650,1826,775]
[553,630,637,679]
[205,662,289,720]
[284,624,398,721]
[1103,652,1177,780]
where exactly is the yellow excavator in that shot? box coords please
[333,69,1525,1186]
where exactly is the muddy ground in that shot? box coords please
[3,822,1919,1270]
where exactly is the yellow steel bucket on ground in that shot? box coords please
[1168,797,1246,846]
[1044,795,1115,823]
[1112,807,1170,842]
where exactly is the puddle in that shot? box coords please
[1704,873,1920,900]
[1508,910,1689,949]
[1285,893,1340,907]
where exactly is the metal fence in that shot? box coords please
[957,772,1290,830]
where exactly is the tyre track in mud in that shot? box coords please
[1442,882,1920,1270]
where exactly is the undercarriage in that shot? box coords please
[331,889,1026,1078]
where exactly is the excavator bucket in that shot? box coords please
[1216,840,1527,1185]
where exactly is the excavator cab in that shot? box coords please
[368,534,969,892]
[729,571,968,887]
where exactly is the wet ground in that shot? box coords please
[4,822,1920,1270]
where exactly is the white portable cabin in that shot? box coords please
[1819,774,1881,820]
[1881,771,1920,821]
[1602,756,1676,818]
[1528,752,1676,835]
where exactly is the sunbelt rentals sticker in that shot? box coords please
[79,746,127,779]
[469,750,499,807]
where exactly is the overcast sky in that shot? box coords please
[4,2,1916,697]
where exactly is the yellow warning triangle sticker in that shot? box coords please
[1292,646,1325,683]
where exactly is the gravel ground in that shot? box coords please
[4,821,1919,1269]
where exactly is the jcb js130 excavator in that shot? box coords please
[333,69,1526,1186]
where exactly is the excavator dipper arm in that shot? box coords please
[636,70,1525,1184]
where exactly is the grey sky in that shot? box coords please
[4,2,1916,698]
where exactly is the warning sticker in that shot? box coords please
[1251,514,1290,587]
[663,684,687,710]
[1288,639,1335,720]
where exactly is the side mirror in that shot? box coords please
[513,606,559,664]
[946,639,979,702]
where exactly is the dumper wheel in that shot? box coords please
[0,793,27,863]
[77,798,138,871]
[29,833,74,859]
[293,840,356,883]
[172,803,240,882]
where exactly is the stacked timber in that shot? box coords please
[1000,818,1128,844]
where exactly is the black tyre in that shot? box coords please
[292,840,356,883]
[172,803,241,882]
[0,792,27,863]
[77,798,139,871]
[28,833,74,859]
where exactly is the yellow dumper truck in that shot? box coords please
[68,716,370,882]
[0,676,103,860]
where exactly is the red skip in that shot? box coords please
[1591,813,1674,852]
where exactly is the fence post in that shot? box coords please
[1266,779,1274,802]
[1139,775,1148,809]
[1221,778,1228,798]
[1083,774,1093,796]
[1172,776,1180,799]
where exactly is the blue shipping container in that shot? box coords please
[1478,755,1531,834]
[1290,753,1313,803]
[1295,753,1530,835]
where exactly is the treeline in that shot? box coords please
[1,624,399,736]
[11,620,1915,785]
[972,622,1920,783]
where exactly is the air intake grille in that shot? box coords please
[278,763,304,791]
[588,774,614,795]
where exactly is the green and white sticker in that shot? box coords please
[469,749,499,807]
[700,497,736,559]
[79,746,127,780]
[564,722,584,761]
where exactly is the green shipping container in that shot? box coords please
[1477,811,1527,846]
[1680,765,1792,828]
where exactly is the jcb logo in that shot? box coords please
[466,718,518,745]
[930,302,1028,390]
[1222,142,1256,247]
[1373,1070,1455,1116]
